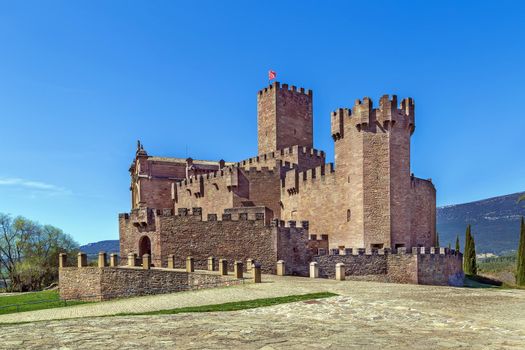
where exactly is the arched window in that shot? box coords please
[346,209,351,222]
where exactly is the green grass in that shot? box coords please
[114,292,338,316]
[0,290,86,315]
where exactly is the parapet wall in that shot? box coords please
[331,95,415,139]
[59,266,242,301]
[313,248,464,286]
[119,207,311,275]
[237,146,325,172]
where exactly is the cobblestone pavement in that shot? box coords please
[0,276,524,349]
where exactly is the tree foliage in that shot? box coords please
[0,213,78,292]
[455,235,460,253]
[517,217,525,286]
[463,224,477,275]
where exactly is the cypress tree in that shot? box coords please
[517,217,525,286]
[463,225,477,275]
[436,232,440,247]
[455,235,460,252]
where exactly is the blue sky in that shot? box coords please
[0,1,524,245]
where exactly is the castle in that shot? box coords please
[118,81,462,285]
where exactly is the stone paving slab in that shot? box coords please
[0,292,524,349]
[0,275,524,349]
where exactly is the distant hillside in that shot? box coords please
[79,240,119,257]
[437,191,525,255]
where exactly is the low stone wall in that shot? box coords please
[59,267,242,301]
[312,248,464,286]
[418,254,464,286]
[315,254,387,278]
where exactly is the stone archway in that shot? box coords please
[138,235,151,257]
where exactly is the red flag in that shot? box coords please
[268,70,276,80]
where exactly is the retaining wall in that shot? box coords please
[59,267,242,301]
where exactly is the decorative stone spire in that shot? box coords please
[136,140,148,157]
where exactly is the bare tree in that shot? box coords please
[0,213,78,292]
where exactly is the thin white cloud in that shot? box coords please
[0,177,72,196]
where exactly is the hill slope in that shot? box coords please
[437,191,525,254]
[79,240,119,257]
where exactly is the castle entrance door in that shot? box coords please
[139,236,151,257]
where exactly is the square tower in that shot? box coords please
[257,82,313,155]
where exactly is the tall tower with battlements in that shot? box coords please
[257,82,313,155]
[330,95,423,249]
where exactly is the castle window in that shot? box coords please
[213,183,219,190]
[310,234,317,240]
[186,189,192,196]
[293,129,297,135]
[321,234,329,241]
[346,209,351,222]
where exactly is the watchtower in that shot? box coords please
[257,82,313,155]
[330,95,420,249]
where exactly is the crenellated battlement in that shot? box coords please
[282,163,335,195]
[121,206,310,229]
[331,108,351,141]
[177,166,237,188]
[236,145,324,169]
[410,175,435,189]
[257,81,313,97]
[316,246,461,257]
[330,95,415,137]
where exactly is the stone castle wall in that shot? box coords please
[313,248,463,286]
[119,207,311,275]
[59,267,242,301]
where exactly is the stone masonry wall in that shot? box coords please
[175,166,285,221]
[59,267,242,301]
[276,223,312,276]
[257,82,313,155]
[410,178,437,248]
[312,249,463,286]
[418,253,464,286]
[59,267,103,300]
[119,208,310,274]
[314,254,387,278]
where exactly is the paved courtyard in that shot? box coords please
[0,275,524,349]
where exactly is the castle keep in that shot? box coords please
[118,81,462,286]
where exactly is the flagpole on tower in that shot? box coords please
[268,69,277,85]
